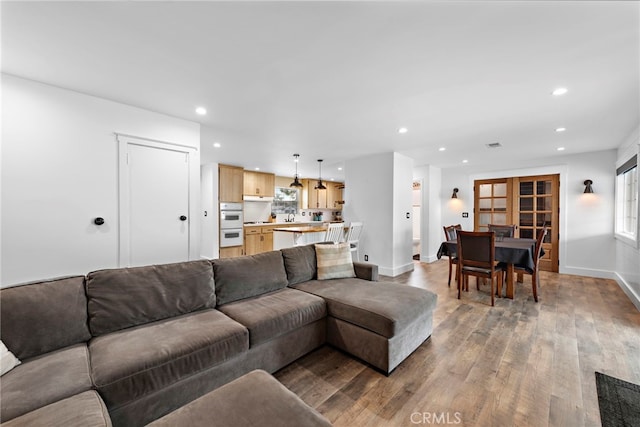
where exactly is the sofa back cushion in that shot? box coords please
[281,244,317,285]
[0,276,91,360]
[212,251,288,305]
[86,260,215,336]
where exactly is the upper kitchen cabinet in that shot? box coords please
[304,180,344,210]
[326,182,345,210]
[306,179,327,209]
[243,171,275,198]
[219,164,244,202]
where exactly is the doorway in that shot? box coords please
[412,180,422,260]
[474,174,559,272]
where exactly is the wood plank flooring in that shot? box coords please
[274,260,640,427]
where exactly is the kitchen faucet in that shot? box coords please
[287,213,295,223]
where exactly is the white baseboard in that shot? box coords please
[614,272,640,312]
[379,262,415,277]
[560,266,615,280]
[421,254,439,263]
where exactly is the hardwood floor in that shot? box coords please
[274,260,640,427]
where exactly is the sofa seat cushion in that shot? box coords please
[217,289,326,346]
[291,279,437,339]
[89,309,248,409]
[0,344,92,422]
[146,370,331,427]
[1,391,111,427]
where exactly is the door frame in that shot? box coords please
[117,134,199,267]
[469,165,569,274]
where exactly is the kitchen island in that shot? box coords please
[273,225,328,250]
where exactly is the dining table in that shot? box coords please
[437,237,540,299]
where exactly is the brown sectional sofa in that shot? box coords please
[0,244,437,427]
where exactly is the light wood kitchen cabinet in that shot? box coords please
[244,226,273,255]
[243,171,275,197]
[303,180,343,210]
[326,182,344,210]
[306,180,327,209]
[261,227,274,252]
[219,246,243,258]
[219,164,244,202]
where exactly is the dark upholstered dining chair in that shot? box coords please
[456,231,505,306]
[487,224,516,238]
[443,224,462,287]
[500,226,547,302]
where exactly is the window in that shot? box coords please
[272,187,299,214]
[615,154,638,245]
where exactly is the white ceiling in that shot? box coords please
[2,1,638,181]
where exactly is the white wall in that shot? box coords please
[344,153,393,270]
[615,126,640,310]
[435,150,617,278]
[344,152,413,276]
[440,171,473,233]
[392,153,414,272]
[200,163,219,260]
[1,75,201,286]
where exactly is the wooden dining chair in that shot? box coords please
[443,224,462,287]
[487,224,517,238]
[456,231,505,306]
[505,226,547,302]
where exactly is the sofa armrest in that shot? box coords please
[353,262,378,282]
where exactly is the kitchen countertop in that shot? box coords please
[243,221,325,228]
[272,225,328,233]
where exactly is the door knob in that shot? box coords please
[94,217,105,225]
[179,215,187,221]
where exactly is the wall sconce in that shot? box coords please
[451,188,459,199]
[583,179,594,194]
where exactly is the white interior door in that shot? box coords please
[119,137,193,267]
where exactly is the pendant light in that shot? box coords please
[314,159,327,190]
[289,154,303,188]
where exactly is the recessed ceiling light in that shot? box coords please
[213,142,221,148]
[255,167,260,171]
[462,159,468,163]
[398,127,408,134]
[555,127,566,132]
[195,107,207,115]
[552,87,568,96]
[557,147,565,151]
[439,147,446,152]
[338,167,343,171]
